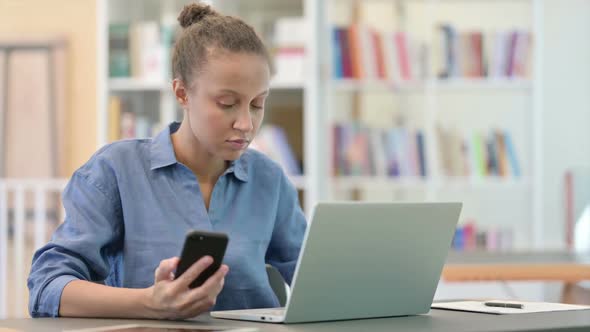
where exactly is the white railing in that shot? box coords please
[0,178,68,319]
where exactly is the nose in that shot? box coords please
[233,107,254,133]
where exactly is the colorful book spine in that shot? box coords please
[332,28,344,79]
[437,25,532,79]
[504,131,521,177]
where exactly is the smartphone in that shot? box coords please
[175,230,229,289]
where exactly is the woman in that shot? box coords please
[27,2,306,319]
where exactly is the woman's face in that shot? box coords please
[179,51,270,161]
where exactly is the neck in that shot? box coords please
[171,120,227,183]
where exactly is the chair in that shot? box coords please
[265,264,289,307]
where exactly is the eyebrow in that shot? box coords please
[219,89,269,97]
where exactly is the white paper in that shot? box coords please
[432,300,590,315]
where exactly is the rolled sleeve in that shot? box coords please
[28,275,78,317]
[27,170,122,317]
[265,171,307,285]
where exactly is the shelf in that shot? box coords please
[109,78,170,91]
[330,79,425,92]
[436,176,531,189]
[330,176,530,190]
[434,78,532,91]
[330,78,532,92]
[288,175,307,190]
[331,176,429,190]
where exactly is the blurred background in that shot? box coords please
[1,0,590,319]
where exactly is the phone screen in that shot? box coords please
[175,231,229,288]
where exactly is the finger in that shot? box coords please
[155,257,180,283]
[167,257,180,280]
[183,299,215,319]
[175,255,213,289]
[199,264,228,290]
[185,287,223,316]
[186,264,229,299]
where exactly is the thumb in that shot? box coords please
[154,257,180,283]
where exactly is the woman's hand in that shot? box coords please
[143,256,229,320]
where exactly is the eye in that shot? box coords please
[218,102,236,110]
[250,103,264,110]
[250,98,266,110]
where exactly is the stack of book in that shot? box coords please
[332,123,427,178]
[452,221,514,252]
[331,25,427,82]
[272,17,306,84]
[436,24,532,79]
[108,96,157,141]
[437,127,521,178]
[250,125,302,176]
[108,21,176,80]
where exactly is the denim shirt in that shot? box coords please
[27,122,307,317]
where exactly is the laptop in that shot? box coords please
[211,202,462,324]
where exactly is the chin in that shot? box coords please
[222,150,245,161]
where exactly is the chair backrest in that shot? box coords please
[265,264,288,307]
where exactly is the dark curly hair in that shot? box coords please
[172,2,274,86]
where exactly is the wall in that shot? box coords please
[0,0,98,176]
[541,0,590,248]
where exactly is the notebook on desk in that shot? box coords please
[212,202,462,324]
[432,300,590,315]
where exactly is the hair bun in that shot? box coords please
[178,2,217,28]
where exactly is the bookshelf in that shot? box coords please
[97,0,545,249]
[316,0,544,250]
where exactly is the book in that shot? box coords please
[129,21,164,80]
[331,25,420,82]
[436,25,532,79]
[273,47,305,84]
[394,32,412,81]
[273,16,307,48]
[120,111,136,139]
[250,125,302,175]
[503,131,521,177]
[108,23,130,78]
[332,123,427,178]
[332,28,344,79]
[437,128,520,178]
[416,131,427,177]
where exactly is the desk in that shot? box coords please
[443,251,590,303]
[2,310,590,332]
[444,251,590,280]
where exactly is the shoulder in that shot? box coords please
[74,139,151,193]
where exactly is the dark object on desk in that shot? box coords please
[175,231,229,289]
[484,301,524,309]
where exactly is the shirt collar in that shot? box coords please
[150,122,249,182]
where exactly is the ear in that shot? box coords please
[173,78,189,109]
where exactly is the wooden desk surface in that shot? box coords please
[443,251,590,282]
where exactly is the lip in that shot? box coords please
[226,139,249,150]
